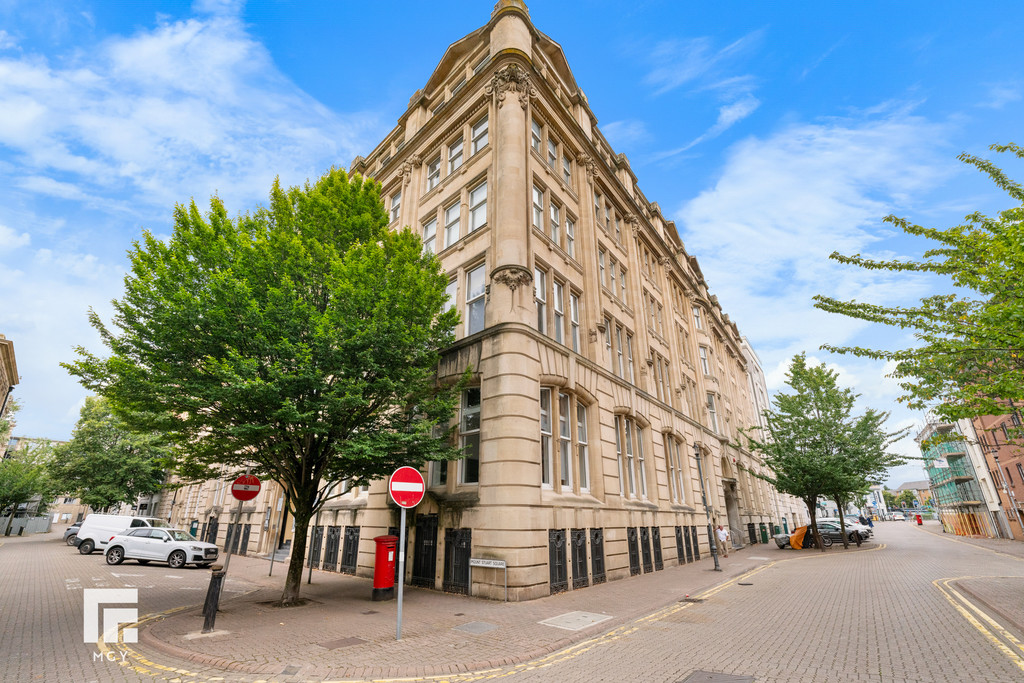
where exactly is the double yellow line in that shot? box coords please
[934,577,1024,673]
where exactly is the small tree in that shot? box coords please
[814,143,1024,427]
[741,354,906,550]
[65,168,464,605]
[0,442,53,535]
[48,396,169,512]
[883,490,898,510]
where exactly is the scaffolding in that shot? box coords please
[925,440,1000,538]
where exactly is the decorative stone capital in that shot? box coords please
[485,64,537,109]
[398,155,421,186]
[491,264,533,293]
[576,153,597,179]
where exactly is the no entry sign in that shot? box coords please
[388,466,425,508]
[231,474,261,501]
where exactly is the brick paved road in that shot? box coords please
[3,522,1023,682]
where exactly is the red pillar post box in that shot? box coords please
[372,535,398,601]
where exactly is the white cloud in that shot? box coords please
[0,29,17,50]
[643,29,763,96]
[601,120,650,148]
[0,223,30,248]
[652,95,760,161]
[980,82,1022,109]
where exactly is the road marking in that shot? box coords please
[935,576,1024,673]
[111,573,145,578]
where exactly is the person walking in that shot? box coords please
[715,524,729,558]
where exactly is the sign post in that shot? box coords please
[203,473,260,633]
[388,466,425,641]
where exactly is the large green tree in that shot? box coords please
[740,354,906,550]
[814,143,1024,425]
[64,168,464,604]
[47,396,169,512]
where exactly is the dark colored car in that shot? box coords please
[63,522,82,546]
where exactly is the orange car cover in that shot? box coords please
[790,525,808,549]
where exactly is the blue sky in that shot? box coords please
[2,0,1022,487]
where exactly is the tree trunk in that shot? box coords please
[279,491,314,606]
[805,499,825,552]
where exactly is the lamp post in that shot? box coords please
[693,443,721,571]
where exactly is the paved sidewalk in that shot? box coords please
[138,542,792,680]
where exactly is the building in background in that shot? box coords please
[894,480,933,508]
[0,333,18,436]
[918,415,1003,538]
[965,411,1024,541]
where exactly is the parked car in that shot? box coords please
[893,512,906,521]
[104,528,219,568]
[74,514,171,554]
[63,522,82,546]
[775,521,867,549]
[821,517,872,538]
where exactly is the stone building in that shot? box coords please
[156,0,788,600]
[0,333,17,433]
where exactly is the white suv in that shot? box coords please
[104,528,219,569]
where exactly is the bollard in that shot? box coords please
[201,567,226,633]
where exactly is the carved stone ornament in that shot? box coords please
[398,154,421,186]
[576,152,597,178]
[491,265,533,292]
[485,64,537,109]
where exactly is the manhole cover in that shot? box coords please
[539,611,612,631]
[453,621,498,634]
[317,636,367,649]
[738,582,753,586]
[280,665,301,675]
[680,671,755,683]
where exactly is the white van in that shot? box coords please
[74,515,170,554]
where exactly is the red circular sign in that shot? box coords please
[231,474,261,501]
[388,466,425,508]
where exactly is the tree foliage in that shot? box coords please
[47,396,169,512]
[814,143,1024,424]
[740,354,907,549]
[64,167,464,604]
[0,441,53,535]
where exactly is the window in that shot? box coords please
[569,292,580,352]
[448,137,464,174]
[699,346,710,375]
[472,116,488,154]
[466,264,486,335]
[469,181,487,231]
[1018,463,1024,482]
[604,316,613,360]
[444,202,461,248]
[576,402,589,491]
[614,215,622,243]
[550,203,561,244]
[558,392,572,488]
[614,416,625,495]
[553,280,565,344]
[609,258,617,294]
[542,389,590,492]
[460,388,481,484]
[389,191,401,224]
[624,418,636,496]
[540,388,553,486]
[535,267,547,334]
[422,218,437,254]
[430,457,448,487]
[426,157,441,191]
[444,279,457,312]
[531,119,542,153]
[548,138,558,169]
[594,191,602,229]
[566,217,576,258]
[667,437,684,504]
[626,334,635,383]
[598,249,607,286]
[451,77,466,96]
[620,266,627,304]
[706,393,719,433]
[635,425,647,498]
[605,205,611,233]
[473,53,489,74]
[562,154,572,184]
[532,185,544,230]
[615,325,625,378]
[693,305,703,330]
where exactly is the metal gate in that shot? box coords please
[322,526,341,571]
[340,526,360,574]
[224,524,241,554]
[640,527,653,573]
[675,526,685,564]
[206,517,219,545]
[307,525,324,568]
[411,514,438,588]
[239,524,251,555]
[690,526,700,560]
[652,527,663,570]
[684,524,693,563]
[626,527,641,576]
[570,528,588,589]
[590,528,606,584]
[748,522,757,545]
[548,529,568,594]
[442,528,471,595]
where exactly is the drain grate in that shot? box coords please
[280,665,301,675]
[680,597,706,603]
[317,636,367,650]
[738,582,753,586]
[680,671,755,683]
